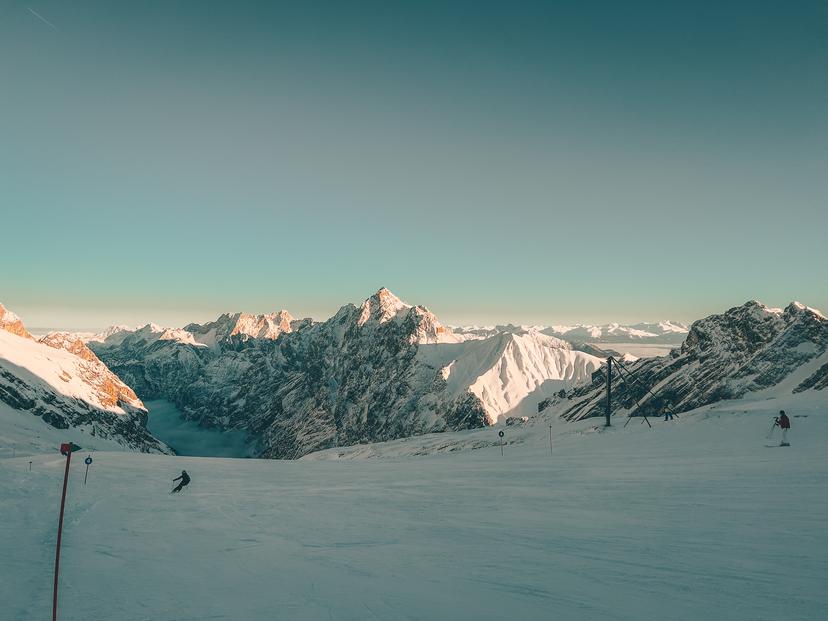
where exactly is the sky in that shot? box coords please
[1,1,826,330]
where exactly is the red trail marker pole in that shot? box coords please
[53,443,73,621]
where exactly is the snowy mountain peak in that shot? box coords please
[357,288,412,325]
[406,305,460,344]
[785,301,826,320]
[0,302,33,339]
[90,325,133,342]
[353,289,460,343]
[426,329,601,423]
[229,310,296,340]
[183,309,301,346]
[652,321,689,334]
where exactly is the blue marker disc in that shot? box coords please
[84,456,93,465]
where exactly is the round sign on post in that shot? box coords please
[83,455,93,485]
[498,430,505,456]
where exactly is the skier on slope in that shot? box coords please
[171,470,191,494]
[773,410,791,446]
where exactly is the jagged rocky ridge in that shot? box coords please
[541,301,828,422]
[91,289,602,458]
[0,305,169,453]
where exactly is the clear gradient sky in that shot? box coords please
[1,1,826,330]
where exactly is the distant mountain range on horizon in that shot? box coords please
[1,290,826,460]
[29,313,692,347]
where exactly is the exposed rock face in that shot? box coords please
[184,310,307,346]
[0,303,32,339]
[91,289,601,459]
[543,301,828,422]
[0,306,168,453]
[38,332,144,410]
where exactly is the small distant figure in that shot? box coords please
[663,403,674,422]
[171,470,191,494]
[774,410,791,446]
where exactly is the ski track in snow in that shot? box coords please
[2,396,827,620]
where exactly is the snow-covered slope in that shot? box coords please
[542,300,828,423]
[421,330,601,419]
[2,389,825,621]
[0,308,168,454]
[90,289,599,458]
[36,332,146,412]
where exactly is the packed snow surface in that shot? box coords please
[0,401,138,458]
[2,392,826,620]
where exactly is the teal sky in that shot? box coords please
[2,1,826,330]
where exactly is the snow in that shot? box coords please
[83,325,134,344]
[0,330,130,414]
[790,301,827,320]
[159,327,205,346]
[0,401,135,458]
[417,330,602,422]
[654,320,690,334]
[542,322,689,342]
[357,288,412,326]
[0,306,21,322]
[2,390,826,620]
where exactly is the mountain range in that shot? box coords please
[541,300,828,422]
[3,293,826,459]
[452,321,689,345]
[86,289,602,458]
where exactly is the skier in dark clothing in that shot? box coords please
[774,410,791,446]
[171,470,191,493]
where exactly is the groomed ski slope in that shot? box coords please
[2,394,826,621]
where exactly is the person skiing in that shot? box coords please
[774,410,791,446]
[171,470,191,494]
[663,403,674,422]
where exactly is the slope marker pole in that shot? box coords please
[53,444,73,621]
